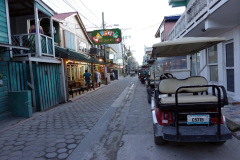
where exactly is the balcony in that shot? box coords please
[11,33,54,57]
[168,0,229,40]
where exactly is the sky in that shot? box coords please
[43,0,185,64]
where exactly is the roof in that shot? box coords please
[164,15,181,22]
[53,12,93,45]
[155,15,181,38]
[152,37,226,57]
[55,45,103,64]
[53,12,77,20]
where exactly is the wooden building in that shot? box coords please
[0,0,66,120]
[53,12,106,99]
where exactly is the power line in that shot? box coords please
[45,0,66,13]
[76,0,101,21]
[67,0,102,26]
[62,0,98,27]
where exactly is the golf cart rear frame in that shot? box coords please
[151,37,232,144]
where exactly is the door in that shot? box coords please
[224,42,234,92]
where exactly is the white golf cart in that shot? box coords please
[151,37,232,145]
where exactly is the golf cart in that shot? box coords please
[130,70,135,76]
[151,37,232,145]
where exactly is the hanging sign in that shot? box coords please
[92,28,122,45]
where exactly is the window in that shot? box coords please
[79,41,87,52]
[160,31,164,42]
[156,56,187,72]
[64,30,75,50]
[207,45,218,82]
[225,42,234,92]
[191,52,200,76]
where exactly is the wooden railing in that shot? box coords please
[40,34,54,55]
[168,0,224,40]
[11,33,36,55]
[11,33,54,56]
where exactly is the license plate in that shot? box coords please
[187,114,209,124]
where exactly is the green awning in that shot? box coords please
[55,45,104,64]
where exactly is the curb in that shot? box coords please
[226,118,240,140]
[226,118,240,132]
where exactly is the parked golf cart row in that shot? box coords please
[138,66,149,84]
[147,37,232,145]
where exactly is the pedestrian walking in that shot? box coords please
[94,70,98,88]
[83,70,91,90]
[97,70,101,87]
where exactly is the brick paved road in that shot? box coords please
[0,77,135,160]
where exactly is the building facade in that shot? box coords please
[0,0,65,120]
[168,0,240,101]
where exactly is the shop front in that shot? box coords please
[55,46,106,99]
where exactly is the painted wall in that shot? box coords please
[0,0,8,44]
[165,22,177,41]
[0,0,10,120]
[198,26,240,101]
[58,14,92,53]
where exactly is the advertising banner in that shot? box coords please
[92,29,122,45]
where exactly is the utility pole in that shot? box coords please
[102,12,105,63]
[102,12,108,85]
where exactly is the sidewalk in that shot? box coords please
[222,98,240,140]
[69,75,125,102]
[0,76,131,160]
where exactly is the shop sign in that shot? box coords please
[117,59,123,63]
[92,29,122,45]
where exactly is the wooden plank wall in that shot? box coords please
[8,62,27,91]
[0,0,8,44]
[0,61,9,117]
[0,0,10,120]
[34,63,62,111]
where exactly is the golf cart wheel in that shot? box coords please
[148,93,151,104]
[154,136,167,145]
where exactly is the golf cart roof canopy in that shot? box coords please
[152,37,225,57]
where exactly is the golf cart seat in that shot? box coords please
[155,76,228,110]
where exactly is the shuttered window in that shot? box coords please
[207,45,218,82]
[64,30,76,50]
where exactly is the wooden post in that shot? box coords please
[5,0,13,58]
[29,58,36,108]
[50,16,55,57]
[60,58,67,102]
[69,64,72,80]
[34,2,41,57]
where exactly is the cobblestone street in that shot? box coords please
[0,77,134,160]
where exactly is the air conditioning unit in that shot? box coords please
[90,48,98,54]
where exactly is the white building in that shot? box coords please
[168,0,240,101]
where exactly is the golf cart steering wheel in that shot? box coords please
[160,73,174,80]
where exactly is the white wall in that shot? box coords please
[198,26,240,101]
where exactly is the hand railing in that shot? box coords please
[11,33,54,56]
[40,34,54,56]
[11,33,36,55]
[168,0,223,40]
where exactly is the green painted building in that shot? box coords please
[0,0,66,120]
[0,0,10,120]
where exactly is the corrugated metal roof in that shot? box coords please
[164,15,181,22]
